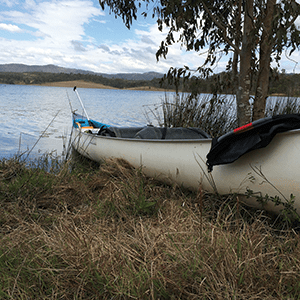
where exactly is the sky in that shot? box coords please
[0,0,299,75]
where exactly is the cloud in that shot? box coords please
[97,44,110,52]
[140,35,155,45]
[0,0,17,8]
[30,0,103,44]
[0,0,103,42]
[0,23,22,32]
[0,0,106,67]
[0,0,298,74]
[93,19,106,24]
[79,23,202,74]
[72,22,205,74]
[71,40,86,52]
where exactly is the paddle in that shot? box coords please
[73,86,91,123]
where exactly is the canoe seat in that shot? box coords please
[134,126,210,140]
[97,126,146,138]
[97,125,210,139]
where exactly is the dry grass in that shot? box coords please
[32,80,117,89]
[265,96,300,117]
[145,93,300,138]
[31,80,175,91]
[0,156,300,299]
[145,93,237,137]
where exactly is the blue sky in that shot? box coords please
[0,0,299,74]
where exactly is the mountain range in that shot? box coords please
[0,63,164,81]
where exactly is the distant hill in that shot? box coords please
[0,64,163,81]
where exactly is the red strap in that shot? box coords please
[233,122,253,134]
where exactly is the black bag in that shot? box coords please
[206,114,300,171]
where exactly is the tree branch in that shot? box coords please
[200,0,241,54]
[284,1,300,30]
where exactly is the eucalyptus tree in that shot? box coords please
[99,0,300,126]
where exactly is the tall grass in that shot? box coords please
[0,155,300,299]
[265,96,300,117]
[145,93,237,137]
[145,93,300,137]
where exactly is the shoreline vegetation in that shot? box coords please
[0,70,299,96]
[1,80,296,96]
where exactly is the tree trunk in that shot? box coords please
[232,0,242,94]
[253,0,276,121]
[236,0,254,126]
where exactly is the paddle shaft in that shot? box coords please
[73,86,90,121]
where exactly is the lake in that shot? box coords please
[1,84,295,161]
[0,84,173,159]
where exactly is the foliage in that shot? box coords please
[99,0,300,124]
[0,71,173,90]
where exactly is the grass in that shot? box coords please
[0,154,300,299]
[145,93,300,137]
[265,96,300,117]
[144,93,237,137]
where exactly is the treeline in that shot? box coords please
[269,72,300,96]
[185,71,300,96]
[0,71,299,96]
[0,72,173,90]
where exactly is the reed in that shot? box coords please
[144,93,237,137]
[146,93,300,137]
[0,155,299,299]
[265,96,300,117]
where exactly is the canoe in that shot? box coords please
[71,111,300,216]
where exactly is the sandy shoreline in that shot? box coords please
[31,80,175,92]
[35,80,117,89]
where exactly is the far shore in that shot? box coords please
[31,82,291,97]
[29,80,177,92]
[1,81,292,97]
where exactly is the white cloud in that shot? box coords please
[0,0,18,8]
[29,1,103,43]
[81,23,205,74]
[71,40,87,52]
[0,23,22,32]
[0,0,106,66]
[0,0,103,41]
[93,19,106,24]
[140,35,156,45]
[0,0,200,74]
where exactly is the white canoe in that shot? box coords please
[71,114,300,216]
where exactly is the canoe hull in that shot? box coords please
[72,127,300,215]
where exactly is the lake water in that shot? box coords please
[0,84,173,159]
[1,84,295,161]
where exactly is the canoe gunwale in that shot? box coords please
[73,127,213,144]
